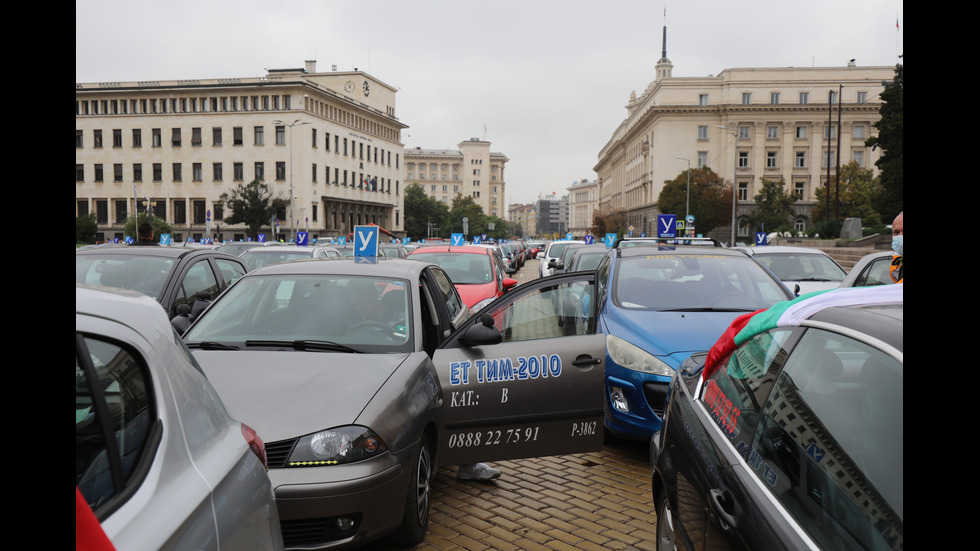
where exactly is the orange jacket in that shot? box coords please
[890,255,903,283]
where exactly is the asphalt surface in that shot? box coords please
[371,258,657,551]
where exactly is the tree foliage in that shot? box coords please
[749,177,796,233]
[403,183,450,240]
[218,179,288,239]
[76,213,99,243]
[657,167,732,233]
[592,209,628,238]
[122,213,174,240]
[449,195,487,237]
[812,161,883,226]
[867,63,903,220]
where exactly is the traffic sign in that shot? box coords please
[353,225,379,257]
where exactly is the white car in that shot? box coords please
[840,250,896,288]
[736,245,847,295]
[539,240,586,278]
[76,284,283,550]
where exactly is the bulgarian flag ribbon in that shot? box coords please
[702,285,903,380]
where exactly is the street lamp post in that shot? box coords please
[718,126,738,246]
[675,156,691,226]
[274,119,310,243]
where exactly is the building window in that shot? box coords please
[697,151,708,168]
[770,92,780,105]
[699,94,708,106]
[766,151,778,168]
[276,162,286,181]
[133,163,142,182]
[738,182,748,201]
[697,125,708,139]
[213,163,223,181]
[829,91,838,104]
[739,126,751,139]
[853,150,864,167]
[233,163,243,181]
[94,164,103,182]
[76,164,84,182]
[213,127,222,146]
[152,128,162,147]
[312,163,317,183]
[153,163,162,181]
[96,200,109,224]
[233,127,243,146]
[132,129,142,148]
[76,130,83,148]
[112,129,123,148]
[799,92,809,104]
[193,163,202,182]
[795,151,806,168]
[794,182,805,200]
[93,130,103,148]
[173,163,182,182]
[115,200,127,224]
[214,203,224,220]
[767,125,778,139]
[824,126,837,139]
[255,162,264,181]
[311,128,317,148]
[113,164,123,182]
[823,151,837,168]
[276,125,286,145]
[853,125,866,139]
[795,126,807,139]
[174,201,186,224]
[741,93,752,105]
[193,201,207,224]
[857,91,868,104]
[738,151,749,168]
[192,127,202,146]
[171,128,181,147]
[254,126,264,146]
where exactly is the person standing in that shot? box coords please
[890,211,903,283]
[130,222,158,246]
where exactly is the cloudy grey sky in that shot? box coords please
[76,0,903,206]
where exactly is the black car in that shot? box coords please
[75,245,247,321]
[650,285,903,551]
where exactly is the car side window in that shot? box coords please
[76,334,155,511]
[749,328,903,550]
[174,260,220,312]
[856,257,894,287]
[215,258,246,287]
[429,267,465,321]
[700,329,797,451]
[479,278,595,342]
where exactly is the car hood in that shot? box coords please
[192,350,407,442]
[784,279,842,295]
[455,282,498,309]
[600,307,745,366]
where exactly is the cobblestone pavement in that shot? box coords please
[370,258,658,551]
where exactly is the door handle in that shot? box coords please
[708,489,737,531]
[572,355,601,368]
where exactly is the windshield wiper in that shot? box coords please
[659,307,756,313]
[244,339,364,354]
[187,341,241,350]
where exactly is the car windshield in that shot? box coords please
[75,254,176,300]
[240,250,312,269]
[613,253,788,311]
[409,252,493,285]
[185,274,413,352]
[753,253,846,282]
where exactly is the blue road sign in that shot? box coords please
[657,215,677,238]
[451,233,465,246]
[584,235,595,245]
[755,232,768,246]
[354,225,379,257]
[605,233,617,248]
[297,232,310,246]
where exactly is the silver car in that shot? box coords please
[240,245,342,269]
[76,284,283,550]
[736,245,847,295]
[181,258,608,550]
[840,250,897,288]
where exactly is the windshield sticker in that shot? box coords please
[702,379,741,439]
[449,354,563,386]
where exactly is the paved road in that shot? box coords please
[372,258,657,551]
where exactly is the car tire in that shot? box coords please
[656,492,679,551]
[385,434,432,546]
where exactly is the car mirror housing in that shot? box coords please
[458,314,502,347]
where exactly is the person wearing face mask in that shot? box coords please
[890,211,903,283]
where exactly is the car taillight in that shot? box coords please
[242,423,269,470]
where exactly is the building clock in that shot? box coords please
[344,80,355,94]
[362,80,370,97]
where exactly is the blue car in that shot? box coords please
[595,246,793,440]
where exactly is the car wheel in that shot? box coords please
[656,492,678,551]
[385,434,432,546]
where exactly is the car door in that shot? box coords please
[432,271,605,466]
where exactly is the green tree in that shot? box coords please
[592,209,628,238]
[449,195,487,237]
[218,179,288,239]
[403,183,450,240]
[483,215,510,240]
[749,177,796,233]
[657,167,732,233]
[812,161,883,226]
[122,212,174,241]
[867,63,903,220]
[76,213,99,243]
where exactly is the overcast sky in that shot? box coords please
[76,0,903,206]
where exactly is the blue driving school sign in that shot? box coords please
[657,215,677,238]
[353,225,379,257]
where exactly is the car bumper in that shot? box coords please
[270,446,414,550]
[603,369,671,440]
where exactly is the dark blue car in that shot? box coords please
[595,246,793,440]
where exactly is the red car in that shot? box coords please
[406,245,517,312]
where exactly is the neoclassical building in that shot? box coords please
[594,29,894,241]
[76,61,408,242]
[404,139,508,218]
[567,178,599,238]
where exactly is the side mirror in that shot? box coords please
[458,313,502,347]
[502,278,518,290]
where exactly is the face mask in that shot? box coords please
[891,235,903,257]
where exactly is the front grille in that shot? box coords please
[265,438,298,469]
[643,381,670,417]
[280,514,362,548]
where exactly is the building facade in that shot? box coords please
[507,203,537,239]
[404,139,508,218]
[534,193,569,238]
[76,61,408,242]
[567,178,599,238]
[594,35,892,241]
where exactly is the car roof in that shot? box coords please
[808,302,904,353]
[244,257,435,278]
[406,245,491,255]
[76,245,239,261]
[735,246,832,256]
[614,236,723,248]
[614,245,750,259]
[76,283,173,335]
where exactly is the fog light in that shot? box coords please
[336,517,355,531]
[610,386,629,413]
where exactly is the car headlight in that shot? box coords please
[606,335,673,377]
[287,426,388,467]
[471,297,495,313]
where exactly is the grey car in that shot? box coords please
[181,258,607,550]
[239,245,342,269]
[840,250,897,288]
[736,245,847,295]
[76,284,283,550]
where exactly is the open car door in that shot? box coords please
[433,271,605,466]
